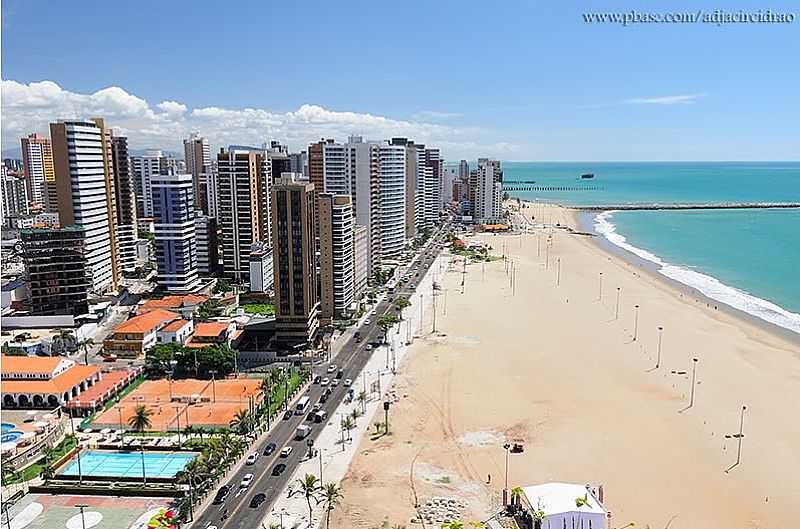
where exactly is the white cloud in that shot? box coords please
[1,80,519,160]
[411,110,463,120]
[624,93,705,105]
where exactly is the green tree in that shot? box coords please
[197,299,224,321]
[213,278,232,294]
[78,338,94,365]
[128,404,153,433]
[356,390,368,414]
[377,314,400,343]
[145,342,185,377]
[229,409,251,435]
[320,482,343,528]
[1,459,18,485]
[340,416,355,441]
[290,473,320,525]
[393,297,411,320]
[179,343,236,377]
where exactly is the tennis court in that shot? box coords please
[58,450,198,479]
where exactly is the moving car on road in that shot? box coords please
[245,452,259,465]
[240,474,254,488]
[272,463,287,476]
[327,364,337,373]
[280,446,293,457]
[263,443,276,456]
[249,493,267,508]
[213,485,231,504]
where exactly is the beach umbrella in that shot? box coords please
[100,428,112,434]
[82,428,93,433]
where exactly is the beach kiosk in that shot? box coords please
[518,482,607,529]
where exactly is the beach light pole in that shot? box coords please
[655,326,664,369]
[502,443,511,506]
[172,405,182,447]
[598,272,604,301]
[75,504,89,529]
[688,358,699,409]
[633,304,640,341]
[209,370,218,403]
[68,414,84,484]
[556,258,561,286]
[615,287,621,320]
[725,405,747,473]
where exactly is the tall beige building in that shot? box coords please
[272,173,319,348]
[318,193,355,322]
[184,132,211,210]
[50,118,120,293]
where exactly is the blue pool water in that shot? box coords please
[1,423,16,432]
[1,431,23,443]
[504,162,800,334]
[58,450,198,479]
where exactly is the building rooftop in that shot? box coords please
[113,309,178,334]
[193,322,231,338]
[137,294,208,314]
[1,355,65,376]
[2,363,99,394]
[521,482,606,516]
[161,319,190,332]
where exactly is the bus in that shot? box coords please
[295,396,311,415]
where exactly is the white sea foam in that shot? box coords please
[594,211,800,335]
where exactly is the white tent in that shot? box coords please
[521,482,607,529]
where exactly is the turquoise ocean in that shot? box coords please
[502,162,800,334]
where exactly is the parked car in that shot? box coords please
[213,485,231,504]
[240,474,254,488]
[336,369,344,379]
[331,378,339,387]
[280,446,292,457]
[283,410,293,420]
[364,319,371,325]
[312,403,323,413]
[272,463,287,476]
[313,375,322,384]
[245,452,259,465]
[320,377,330,386]
[327,364,337,373]
[365,344,373,351]
[263,443,276,456]
[249,493,267,508]
[343,378,352,387]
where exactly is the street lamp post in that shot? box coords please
[689,357,699,408]
[172,405,182,447]
[725,405,747,472]
[68,415,83,484]
[598,272,603,301]
[74,504,89,529]
[502,443,511,506]
[615,287,621,320]
[655,326,664,369]
[633,304,640,341]
[556,258,561,286]
[209,370,218,403]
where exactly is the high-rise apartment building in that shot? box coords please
[353,224,369,299]
[21,226,90,315]
[1,168,28,225]
[272,173,319,348]
[50,118,119,294]
[389,137,423,239]
[318,193,355,321]
[423,148,442,228]
[194,213,219,275]
[473,159,503,223]
[20,133,55,212]
[199,170,219,218]
[131,150,163,218]
[184,133,211,211]
[217,147,271,280]
[111,135,138,273]
[151,172,200,293]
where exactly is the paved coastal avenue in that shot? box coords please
[192,228,448,529]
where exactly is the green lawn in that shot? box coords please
[242,303,275,316]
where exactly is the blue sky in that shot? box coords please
[2,0,798,160]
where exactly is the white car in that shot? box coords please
[245,452,259,465]
[331,378,339,387]
[343,378,352,387]
[240,473,254,488]
[370,309,377,315]
[280,446,293,457]
[327,364,337,373]
[364,319,371,325]
[365,344,373,351]
[320,377,330,386]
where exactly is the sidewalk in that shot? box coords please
[261,253,451,528]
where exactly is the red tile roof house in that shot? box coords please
[103,309,180,358]
[185,321,238,349]
[156,318,194,346]
[1,355,101,408]
[136,294,208,319]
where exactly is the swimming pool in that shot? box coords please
[1,423,17,432]
[58,450,198,479]
[0,431,23,443]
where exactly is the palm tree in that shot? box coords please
[393,297,411,320]
[377,314,400,344]
[320,482,343,528]
[290,473,320,525]
[55,329,74,355]
[78,338,94,365]
[341,416,355,441]
[40,462,54,480]
[349,408,360,424]
[1,459,18,486]
[356,391,368,414]
[229,409,251,435]
[128,404,153,432]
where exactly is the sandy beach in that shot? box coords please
[331,203,800,529]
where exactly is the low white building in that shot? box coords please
[249,244,274,293]
[156,318,194,345]
[519,482,607,529]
